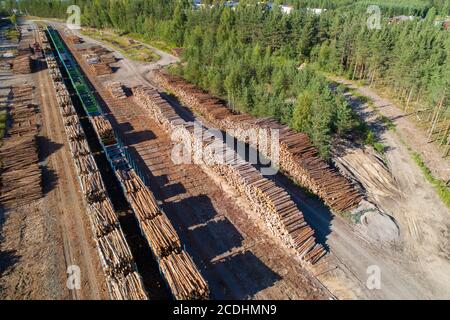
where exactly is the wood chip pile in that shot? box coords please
[155,71,364,213]
[133,87,326,264]
[43,41,147,300]
[0,85,42,209]
[106,81,127,100]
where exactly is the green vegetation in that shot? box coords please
[81,29,159,62]
[412,152,450,209]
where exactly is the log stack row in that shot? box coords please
[78,45,115,76]
[106,81,127,100]
[133,86,326,264]
[67,35,83,44]
[0,85,42,209]
[12,54,32,74]
[154,71,364,213]
[44,46,147,300]
[55,30,209,300]
[90,62,113,76]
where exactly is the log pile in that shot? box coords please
[154,71,364,213]
[106,82,127,100]
[100,54,117,64]
[160,252,209,300]
[109,272,148,300]
[69,138,90,157]
[80,171,106,203]
[68,35,83,44]
[97,228,134,276]
[92,115,116,145]
[141,215,182,258]
[88,200,119,237]
[90,62,112,76]
[118,169,161,221]
[79,45,111,57]
[133,86,326,264]
[0,85,42,209]
[43,44,147,300]
[12,54,32,74]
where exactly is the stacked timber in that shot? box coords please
[69,138,90,157]
[43,45,148,300]
[0,61,12,70]
[12,54,32,74]
[66,121,85,141]
[92,115,116,145]
[160,252,209,300]
[116,169,206,297]
[0,85,42,209]
[141,215,182,258]
[118,170,161,220]
[100,54,117,64]
[74,154,98,175]
[97,228,134,276]
[154,71,364,213]
[133,86,326,264]
[109,272,149,300]
[90,62,112,76]
[106,82,127,100]
[88,200,119,237]
[68,35,83,44]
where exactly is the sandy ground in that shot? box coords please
[0,21,108,300]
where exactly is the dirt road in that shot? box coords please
[63,38,331,299]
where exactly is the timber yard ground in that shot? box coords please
[0,18,449,300]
